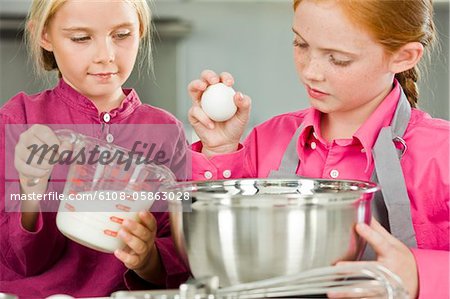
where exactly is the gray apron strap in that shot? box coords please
[268,88,417,261]
[268,124,305,178]
[362,89,417,260]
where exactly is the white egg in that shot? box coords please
[200,83,237,122]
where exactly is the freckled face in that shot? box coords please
[293,0,394,115]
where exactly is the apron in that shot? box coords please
[268,89,417,260]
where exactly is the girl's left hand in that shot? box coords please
[338,218,419,299]
[114,211,162,282]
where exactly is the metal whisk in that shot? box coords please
[217,264,408,299]
[112,264,408,299]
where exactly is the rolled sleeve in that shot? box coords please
[190,142,248,180]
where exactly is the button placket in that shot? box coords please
[100,112,113,143]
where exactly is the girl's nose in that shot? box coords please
[94,38,115,64]
[302,57,325,82]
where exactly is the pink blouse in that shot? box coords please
[191,82,449,299]
[0,79,190,298]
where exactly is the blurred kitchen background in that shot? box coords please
[1,0,449,141]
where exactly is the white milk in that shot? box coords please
[56,191,153,253]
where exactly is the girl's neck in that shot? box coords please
[91,89,126,114]
[320,86,392,141]
[321,114,363,141]
[62,77,126,113]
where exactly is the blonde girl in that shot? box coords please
[0,0,189,297]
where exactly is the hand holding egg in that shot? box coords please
[188,70,252,157]
[201,83,237,122]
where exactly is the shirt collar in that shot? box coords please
[354,80,401,171]
[297,107,319,165]
[297,80,402,172]
[54,78,141,121]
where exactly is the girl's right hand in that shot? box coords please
[188,70,251,157]
[14,124,65,195]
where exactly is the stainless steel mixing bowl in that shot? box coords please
[169,178,379,287]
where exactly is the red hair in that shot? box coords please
[293,0,436,108]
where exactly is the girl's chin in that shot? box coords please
[309,99,336,114]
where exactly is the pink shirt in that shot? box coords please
[0,79,190,298]
[191,82,449,299]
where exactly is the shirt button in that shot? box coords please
[204,171,213,180]
[361,148,366,153]
[106,133,114,143]
[310,141,317,150]
[103,113,111,123]
[223,170,231,178]
[330,169,339,178]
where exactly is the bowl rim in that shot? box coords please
[167,178,380,203]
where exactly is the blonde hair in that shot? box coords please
[25,0,153,78]
[293,0,436,108]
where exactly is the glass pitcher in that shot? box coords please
[53,129,176,253]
